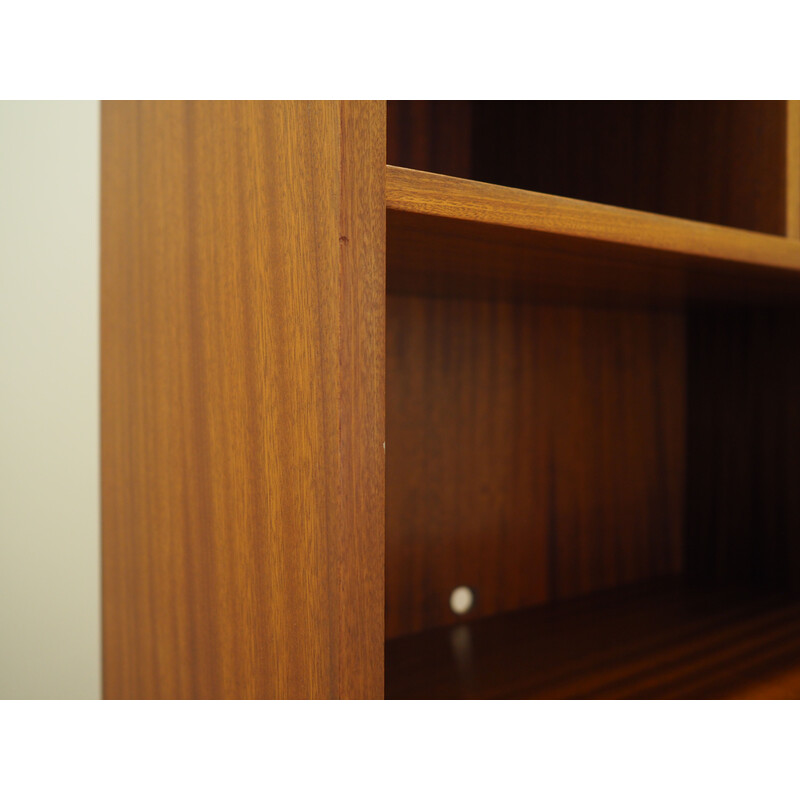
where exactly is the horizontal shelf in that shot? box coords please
[386,166,800,306]
[385,580,800,699]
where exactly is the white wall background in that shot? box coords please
[0,101,100,699]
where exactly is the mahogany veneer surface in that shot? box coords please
[386,167,800,307]
[386,294,685,638]
[102,101,385,699]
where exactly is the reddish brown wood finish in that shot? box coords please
[386,294,685,638]
[386,166,800,308]
[102,101,385,699]
[102,100,800,700]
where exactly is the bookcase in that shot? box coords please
[102,100,800,699]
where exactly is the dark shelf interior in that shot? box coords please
[388,100,791,236]
[384,101,800,700]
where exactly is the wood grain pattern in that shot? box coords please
[787,100,800,239]
[101,101,385,699]
[383,101,800,692]
[386,580,800,699]
[388,101,789,236]
[387,166,800,275]
[387,167,800,308]
[386,294,685,638]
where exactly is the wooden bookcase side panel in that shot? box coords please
[102,101,386,699]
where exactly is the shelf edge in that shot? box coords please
[386,165,800,274]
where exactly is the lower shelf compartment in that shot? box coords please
[385,580,800,699]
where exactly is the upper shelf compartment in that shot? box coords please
[388,101,797,237]
[386,166,800,307]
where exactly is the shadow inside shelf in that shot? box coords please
[385,579,800,699]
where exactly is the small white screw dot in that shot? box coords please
[449,586,475,615]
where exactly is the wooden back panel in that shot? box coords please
[102,101,385,698]
[385,101,800,640]
[386,293,685,638]
[389,101,790,236]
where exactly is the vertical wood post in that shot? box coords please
[102,101,385,698]
[787,100,800,238]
